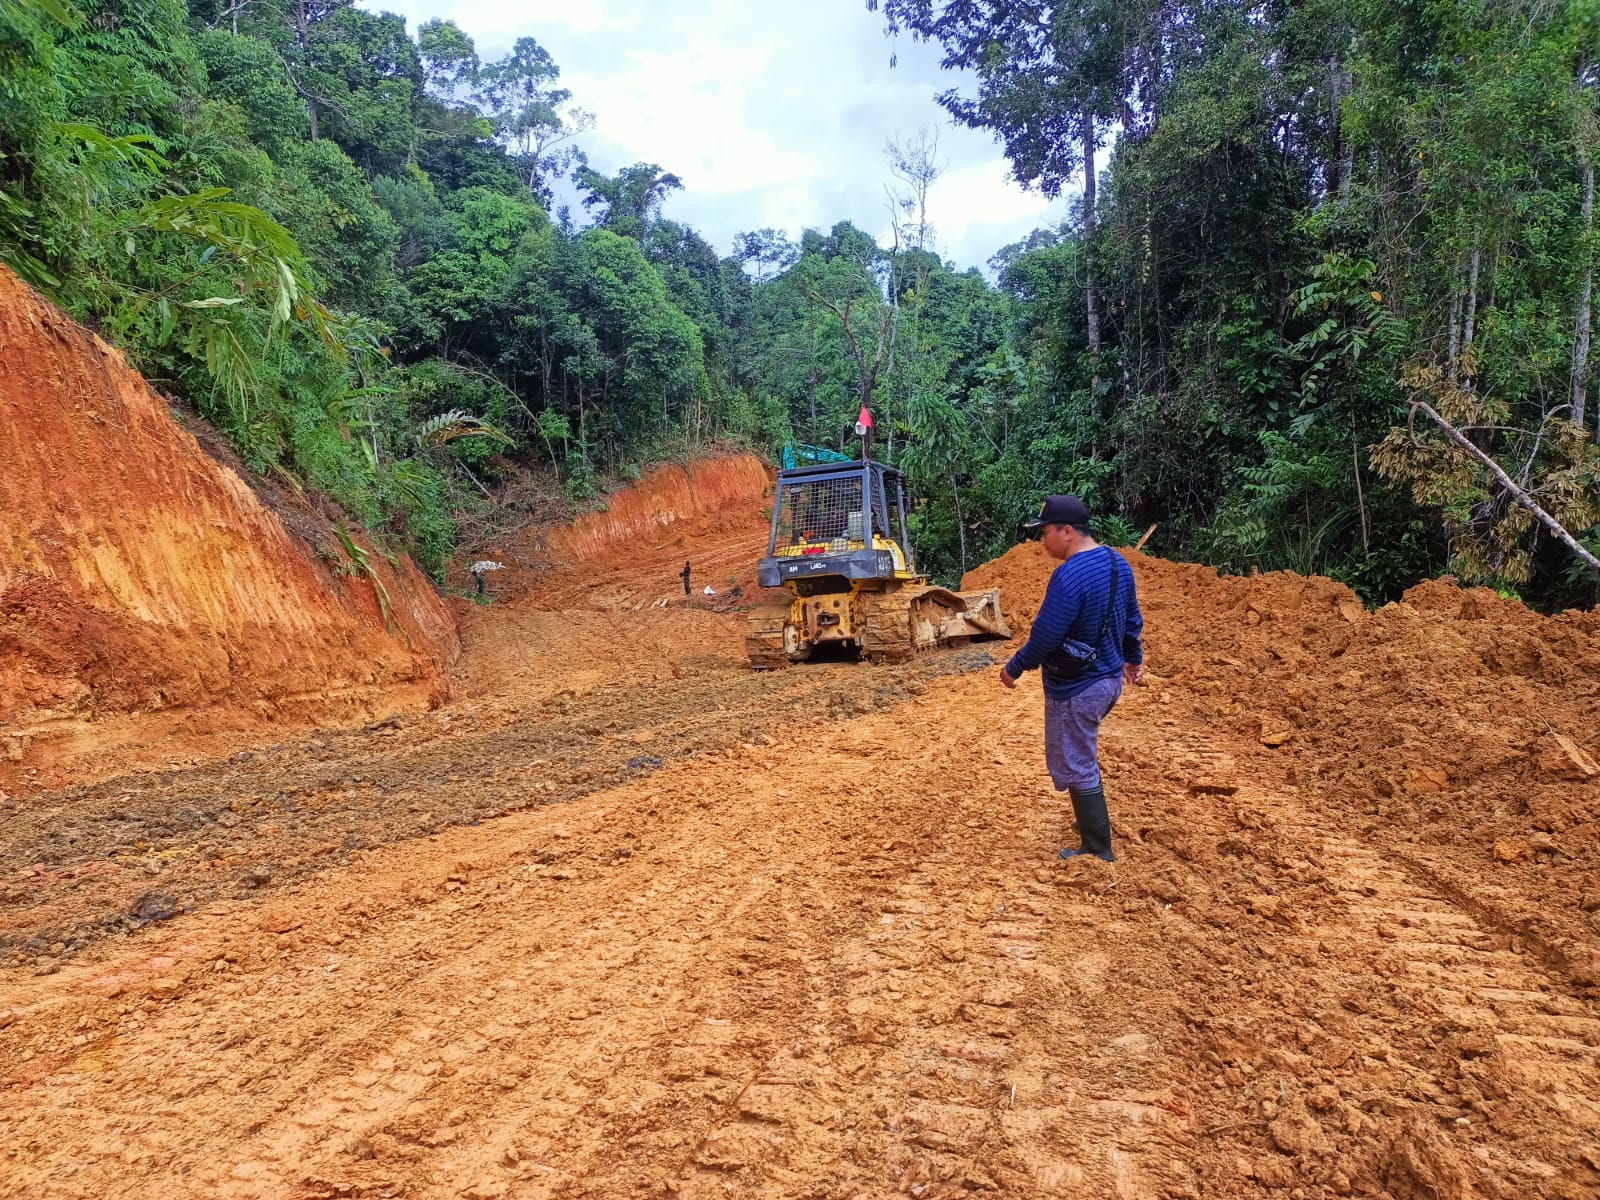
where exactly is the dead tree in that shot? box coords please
[1410,400,1600,576]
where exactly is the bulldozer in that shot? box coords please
[745,456,1012,667]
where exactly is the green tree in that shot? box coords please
[575,161,682,239]
[475,35,589,202]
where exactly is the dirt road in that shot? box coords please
[4,512,1599,1198]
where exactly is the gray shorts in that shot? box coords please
[1044,676,1123,790]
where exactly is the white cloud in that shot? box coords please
[362,0,1072,271]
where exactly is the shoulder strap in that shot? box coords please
[1091,548,1119,647]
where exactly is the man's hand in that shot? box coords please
[999,665,1018,690]
[1123,661,1146,687]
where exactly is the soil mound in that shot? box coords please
[966,538,1600,969]
[0,265,458,790]
[964,540,1363,678]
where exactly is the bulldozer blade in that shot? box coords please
[918,586,1013,641]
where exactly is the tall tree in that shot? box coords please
[883,126,946,459]
[869,1,1137,394]
[732,227,797,284]
[475,36,591,202]
[1573,61,1598,434]
[574,161,682,238]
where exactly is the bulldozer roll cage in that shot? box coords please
[757,461,914,589]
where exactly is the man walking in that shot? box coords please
[999,495,1145,862]
[680,560,692,596]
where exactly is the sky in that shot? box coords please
[360,0,1072,273]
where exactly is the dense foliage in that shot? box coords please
[2,0,1596,604]
[873,0,1600,603]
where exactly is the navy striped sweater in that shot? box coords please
[1005,545,1144,698]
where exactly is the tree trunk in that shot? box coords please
[1462,234,1481,388]
[1326,57,1343,201]
[885,233,899,462]
[1336,61,1355,207]
[806,320,819,444]
[1082,120,1102,397]
[1351,421,1369,553]
[1446,249,1463,384]
[950,470,967,577]
[1574,152,1594,431]
[540,331,553,407]
[1412,400,1600,576]
[294,0,318,140]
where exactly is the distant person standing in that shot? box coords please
[469,559,505,598]
[998,496,1145,862]
[680,560,692,596]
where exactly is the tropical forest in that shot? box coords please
[3,0,1598,605]
[10,6,1600,1194]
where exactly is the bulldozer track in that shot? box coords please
[744,603,795,669]
[859,590,916,663]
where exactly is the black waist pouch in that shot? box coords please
[1043,639,1099,681]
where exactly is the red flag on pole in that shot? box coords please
[855,406,873,436]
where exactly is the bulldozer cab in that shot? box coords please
[758,460,917,591]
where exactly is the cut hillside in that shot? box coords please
[475,454,777,612]
[0,265,458,791]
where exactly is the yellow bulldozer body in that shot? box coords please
[746,458,1011,667]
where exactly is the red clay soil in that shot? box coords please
[968,544,1600,980]
[0,265,458,793]
[479,455,779,614]
[3,457,1600,1196]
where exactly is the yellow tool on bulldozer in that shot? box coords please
[746,457,1012,667]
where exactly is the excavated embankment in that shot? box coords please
[493,453,775,610]
[0,265,458,790]
[543,455,770,563]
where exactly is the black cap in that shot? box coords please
[1024,494,1091,529]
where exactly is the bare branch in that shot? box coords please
[805,270,892,410]
[1411,400,1600,575]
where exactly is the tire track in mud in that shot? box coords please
[1120,728,1600,1198]
[2,681,1195,1200]
[4,675,1599,1199]
[0,647,997,959]
[1,793,843,1199]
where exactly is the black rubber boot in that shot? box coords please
[1061,784,1114,862]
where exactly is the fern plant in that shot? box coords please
[1204,428,1359,578]
[416,409,514,448]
